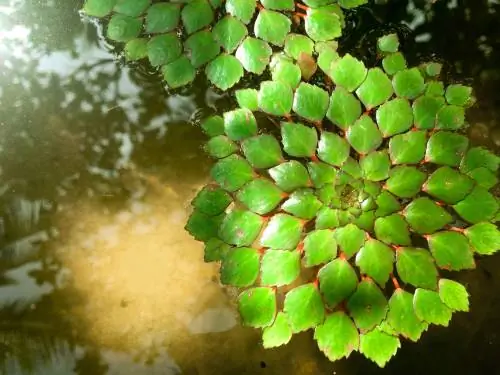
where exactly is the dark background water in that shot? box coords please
[0,0,499,374]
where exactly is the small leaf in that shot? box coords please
[219,209,264,246]
[388,130,427,165]
[107,14,142,42]
[268,161,311,192]
[376,98,413,137]
[392,68,425,99]
[293,83,330,122]
[360,329,400,368]
[237,178,284,215]
[242,134,283,168]
[212,15,248,53]
[403,197,452,234]
[185,210,224,241]
[114,0,150,17]
[235,89,259,111]
[438,279,469,312]
[347,280,387,332]
[261,249,300,286]
[426,80,445,96]
[425,131,469,167]
[254,9,291,46]
[423,166,474,204]
[281,122,318,158]
[317,131,350,166]
[355,68,394,109]
[445,84,473,106]
[377,33,399,53]
[145,3,180,33]
[223,108,258,141]
[375,191,400,217]
[305,9,341,42]
[334,224,366,258]
[318,258,358,308]
[326,87,362,130]
[220,247,260,286]
[466,167,499,189]
[465,222,500,255]
[346,115,383,155]
[206,54,244,90]
[201,115,224,137]
[297,52,317,80]
[387,289,428,341]
[413,289,452,326]
[452,186,499,224]
[382,52,407,75]
[258,80,294,116]
[354,211,376,232]
[226,0,256,24]
[192,185,232,216]
[436,105,465,130]
[360,151,391,182]
[261,0,294,10]
[303,229,338,267]
[271,61,302,88]
[460,146,500,174]
[262,312,292,348]
[342,157,362,179]
[317,47,340,76]
[413,95,445,129]
[314,312,359,362]
[385,166,426,198]
[83,0,116,17]
[427,231,475,271]
[355,239,394,286]
[181,0,214,34]
[284,33,315,60]
[315,207,341,229]
[260,213,303,250]
[396,247,438,289]
[282,189,323,220]
[162,56,196,88]
[211,154,254,192]
[236,37,272,74]
[185,30,220,68]
[204,238,231,262]
[374,214,411,246]
[284,284,325,333]
[238,287,276,328]
[338,0,368,8]
[330,54,367,92]
[424,62,442,77]
[124,38,148,61]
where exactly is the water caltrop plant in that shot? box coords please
[82,0,500,369]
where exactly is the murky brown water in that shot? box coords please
[1,1,499,374]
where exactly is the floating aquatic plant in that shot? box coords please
[82,0,367,89]
[186,34,500,367]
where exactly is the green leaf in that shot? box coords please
[460,146,500,174]
[326,87,362,130]
[375,191,400,217]
[223,108,258,141]
[220,247,260,286]
[303,229,338,267]
[254,9,291,46]
[237,178,284,215]
[147,33,182,66]
[412,95,445,129]
[258,81,294,116]
[145,3,180,33]
[466,167,499,189]
[330,54,367,92]
[83,0,116,17]
[219,209,264,246]
[360,151,391,182]
[403,197,452,234]
[423,166,474,204]
[281,122,318,158]
[271,61,302,89]
[427,231,475,271]
[185,210,224,241]
[445,84,473,106]
[342,157,362,179]
[388,130,427,165]
[201,115,224,137]
[238,287,276,327]
[315,207,341,229]
[261,250,300,286]
[465,222,500,255]
[318,258,358,308]
[192,185,232,216]
[360,329,400,368]
[436,105,465,130]
[282,189,323,220]
[124,38,148,61]
[377,33,399,53]
[293,83,330,122]
[242,134,283,168]
[305,9,341,42]
[346,115,383,155]
[114,0,150,17]
[396,247,438,289]
[284,284,325,333]
[425,131,469,167]
[204,238,231,262]
[338,0,368,8]
[261,0,294,10]
[376,98,413,137]
[284,33,315,60]
[452,186,499,224]
[206,54,244,90]
[438,279,469,312]
[424,62,442,77]
[107,14,142,42]
[387,289,428,341]
[426,80,445,96]
[354,211,376,232]
[382,52,407,75]
[355,239,394,286]
[269,161,311,192]
[317,46,340,76]
[211,154,254,192]
[347,280,387,332]
[181,0,214,34]
[226,0,256,24]
[185,30,220,68]
[260,213,303,250]
[355,68,394,109]
[413,289,452,326]
[212,15,248,53]
[392,68,425,99]
[317,131,350,166]
[162,56,196,88]
[385,166,426,198]
[235,89,259,111]
[374,214,411,246]
[334,224,366,258]
[236,37,272,74]
[262,312,293,348]
[314,312,359,362]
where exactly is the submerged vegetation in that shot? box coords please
[79,0,500,369]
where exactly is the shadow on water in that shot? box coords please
[0,0,499,374]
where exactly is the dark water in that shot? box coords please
[0,0,499,374]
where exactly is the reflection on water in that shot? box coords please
[0,0,499,374]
